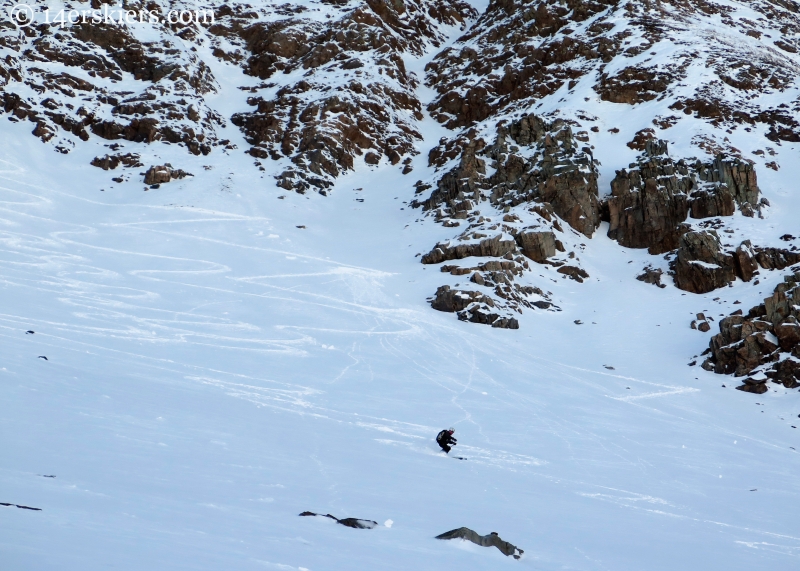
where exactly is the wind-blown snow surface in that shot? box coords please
[3,6,800,571]
[2,115,800,571]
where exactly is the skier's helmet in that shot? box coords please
[448,427,455,433]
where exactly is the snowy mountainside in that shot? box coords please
[0,0,475,187]
[415,0,800,329]
[1,0,800,570]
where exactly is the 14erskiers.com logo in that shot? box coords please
[5,2,214,28]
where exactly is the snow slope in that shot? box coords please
[2,105,800,570]
[2,1,800,570]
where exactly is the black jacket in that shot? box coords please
[436,430,456,447]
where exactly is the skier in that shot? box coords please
[436,427,457,453]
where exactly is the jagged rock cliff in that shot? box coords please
[703,268,800,390]
[424,0,800,141]
[408,0,800,327]
[226,0,476,192]
[605,140,761,255]
[0,0,475,186]
[416,113,596,325]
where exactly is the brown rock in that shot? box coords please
[515,231,555,263]
[483,115,600,237]
[775,316,800,352]
[557,265,589,283]
[689,188,734,218]
[740,202,755,217]
[735,331,774,374]
[421,235,518,265]
[733,241,758,282]
[419,135,486,211]
[429,286,519,329]
[144,165,172,185]
[736,380,768,394]
[636,267,666,288]
[431,285,492,313]
[91,153,142,170]
[606,142,762,254]
[626,128,657,151]
[143,164,191,185]
[754,247,800,271]
[606,156,691,254]
[537,164,599,238]
[597,65,676,105]
[32,121,56,143]
[673,231,735,294]
[769,359,800,388]
[701,156,760,207]
[704,271,800,378]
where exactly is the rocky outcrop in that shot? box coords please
[143,165,192,185]
[0,12,221,156]
[420,131,486,212]
[673,234,800,293]
[420,115,599,238]
[733,241,759,282]
[225,0,477,193]
[436,527,523,559]
[421,235,518,265]
[755,247,800,271]
[91,153,142,170]
[702,268,800,382]
[557,265,589,283]
[691,313,711,332]
[299,511,377,530]
[515,231,555,263]
[439,261,556,313]
[0,0,475,182]
[430,286,520,329]
[415,0,800,330]
[606,140,760,255]
[636,267,666,288]
[486,115,599,238]
[689,188,734,219]
[425,0,628,129]
[414,113,594,329]
[607,174,690,255]
[425,0,800,142]
[735,377,770,394]
[673,231,736,294]
[696,157,760,210]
